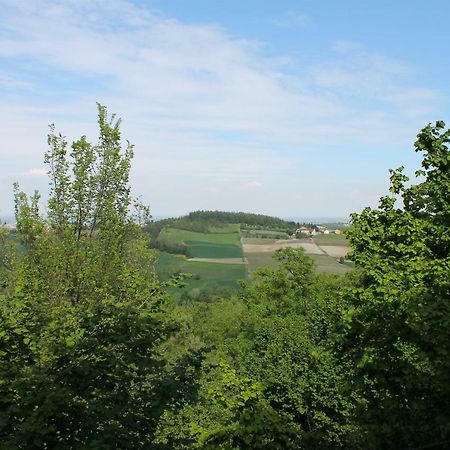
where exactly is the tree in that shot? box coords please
[0,105,175,448]
[343,120,450,448]
[156,249,363,449]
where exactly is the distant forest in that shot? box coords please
[186,210,296,228]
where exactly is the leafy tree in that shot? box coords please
[343,120,450,448]
[0,105,178,448]
[157,249,362,449]
[156,121,450,449]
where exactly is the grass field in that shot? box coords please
[313,233,349,246]
[308,254,349,274]
[155,251,246,298]
[242,229,288,239]
[158,226,243,258]
[241,237,277,245]
[246,252,280,275]
[246,251,349,276]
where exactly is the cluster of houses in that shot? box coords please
[294,225,343,238]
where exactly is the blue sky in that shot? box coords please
[1,0,449,219]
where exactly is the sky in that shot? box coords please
[1,0,449,220]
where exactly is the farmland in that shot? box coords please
[243,235,351,276]
[246,252,280,275]
[154,224,245,298]
[313,233,351,259]
[155,252,246,299]
[151,213,352,299]
[158,226,243,259]
[313,233,349,246]
[308,254,349,274]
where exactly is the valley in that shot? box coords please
[149,211,351,299]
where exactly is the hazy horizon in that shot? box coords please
[1,211,350,226]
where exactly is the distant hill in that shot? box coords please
[145,210,298,254]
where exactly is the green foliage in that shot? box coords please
[0,105,179,448]
[10,105,143,307]
[157,249,362,449]
[343,120,450,447]
[0,295,170,448]
[152,238,190,256]
[155,121,450,449]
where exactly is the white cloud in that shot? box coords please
[0,73,33,89]
[242,181,263,190]
[25,168,47,177]
[0,1,444,216]
[312,42,411,100]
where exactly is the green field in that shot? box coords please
[246,251,349,276]
[158,227,243,258]
[155,252,246,298]
[308,254,349,274]
[242,237,277,245]
[246,252,280,275]
[313,233,349,246]
[155,225,350,297]
[242,229,288,239]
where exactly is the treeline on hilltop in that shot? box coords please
[147,210,296,235]
[186,210,296,230]
[0,107,449,449]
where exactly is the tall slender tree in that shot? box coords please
[0,105,172,449]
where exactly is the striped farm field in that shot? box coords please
[155,252,246,298]
[246,251,349,276]
[243,234,351,276]
[158,227,243,258]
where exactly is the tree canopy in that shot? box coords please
[342,120,450,446]
[1,114,449,449]
[0,105,176,448]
